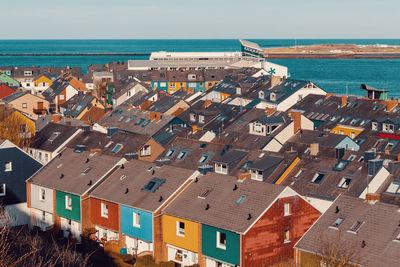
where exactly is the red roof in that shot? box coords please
[0,84,15,99]
[377,132,400,140]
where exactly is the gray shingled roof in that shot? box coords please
[213,149,248,164]
[295,195,400,267]
[89,160,196,212]
[27,148,123,196]
[162,173,285,233]
[30,123,80,152]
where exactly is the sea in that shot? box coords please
[0,39,400,97]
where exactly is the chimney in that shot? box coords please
[265,107,275,116]
[270,75,281,89]
[127,104,133,110]
[398,154,400,162]
[365,193,380,204]
[310,143,319,156]
[90,149,102,154]
[290,111,301,134]
[325,93,334,98]
[341,95,348,107]
[238,172,251,180]
[150,111,156,121]
[156,112,162,122]
[203,99,212,108]
[236,87,241,95]
[364,150,376,162]
[107,127,119,137]
[52,114,61,123]
[368,159,383,176]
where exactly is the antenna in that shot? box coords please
[346,83,349,96]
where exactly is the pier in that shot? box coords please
[0,52,151,56]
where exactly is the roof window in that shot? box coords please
[331,217,344,228]
[236,194,247,204]
[177,149,191,160]
[74,145,87,153]
[386,180,400,194]
[112,143,122,153]
[349,221,363,233]
[311,172,325,184]
[134,118,145,125]
[141,119,151,127]
[338,177,352,189]
[333,160,350,171]
[48,132,61,142]
[142,177,166,193]
[166,148,178,158]
[198,188,213,199]
[82,167,92,174]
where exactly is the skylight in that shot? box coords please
[338,177,352,189]
[166,148,178,158]
[331,217,344,228]
[177,149,191,160]
[333,160,350,171]
[82,167,92,174]
[112,144,122,153]
[135,118,145,125]
[349,221,363,232]
[198,188,213,199]
[386,180,400,194]
[294,169,303,178]
[311,173,325,184]
[142,178,166,193]
[236,194,247,204]
[373,105,380,111]
[74,145,86,153]
[118,115,125,122]
[125,115,136,123]
[48,132,60,142]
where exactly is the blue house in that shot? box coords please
[88,160,196,257]
[0,139,42,226]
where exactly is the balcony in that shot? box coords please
[33,108,48,115]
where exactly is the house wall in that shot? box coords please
[330,125,363,139]
[163,215,199,253]
[8,94,50,119]
[335,137,360,151]
[263,122,294,152]
[55,191,81,222]
[120,205,153,243]
[296,249,356,267]
[4,202,30,227]
[242,195,321,267]
[65,85,78,102]
[0,146,42,206]
[138,138,165,162]
[164,100,190,116]
[359,167,390,198]
[276,86,326,112]
[30,184,54,213]
[186,81,205,92]
[151,81,168,91]
[168,81,185,94]
[201,224,240,266]
[90,198,120,232]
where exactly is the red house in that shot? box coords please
[0,84,16,99]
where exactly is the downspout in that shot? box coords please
[240,234,243,267]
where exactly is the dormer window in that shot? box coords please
[24,71,32,76]
[270,92,276,102]
[259,91,265,99]
[199,115,205,124]
[188,74,196,80]
[383,123,394,133]
[190,113,197,122]
[250,169,263,181]
[140,145,151,156]
[372,122,378,131]
[215,163,228,174]
[251,122,265,135]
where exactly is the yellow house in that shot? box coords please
[162,215,200,254]
[34,75,52,87]
[205,81,219,91]
[330,124,364,139]
[168,82,186,94]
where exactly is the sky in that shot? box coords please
[1,0,399,39]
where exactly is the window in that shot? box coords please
[41,211,46,222]
[372,122,378,131]
[176,221,185,237]
[188,82,196,88]
[39,188,45,201]
[350,132,355,139]
[140,145,151,156]
[294,169,303,178]
[22,103,27,109]
[65,196,72,210]
[216,231,227,250]
[170,83,176,89]
[142,178,166,193]
[386,180,400,194]
[160,82,166,87]
[166,148,177,158]
[338,177,352,189]
[284,203,291,216]
[4,162,12,172]
[252,122,265,134]
[188,74,196,80]
[133,212,140,228]
[177,150,190,160]
[112,144,122,153]
[250,169,263,181]
[311,173,325,184]
[0,184,5,197]
[101,203,108,218]
[199,153,212,163]
[199,115,205,124]
[59,94,65,100]
[349,221,363,233]
[82,167,92,174]
[348,155,356,161]
[331,217,344,228]
[284,230,290,243]
[190,113,196,122]
[236,194,247,204]
[215,163,228,174]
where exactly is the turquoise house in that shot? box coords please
[0,73,19,87]
[202,224,240,266]
[120,205,153,243]
[186,81,205,92]
[55,190,81,222]
[151,81,168,92]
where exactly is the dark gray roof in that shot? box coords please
[30,123,79,152]
[89,160,195,212]
[61,92,96,118]
[162,173,285,233]
[253,116,285,124]
[2,91,29,103]
[295,195,400,267]
[213,149,248,164]
[27,148,123,196]
[248,155,283,171]
[261,79,312,104]
[42,78,71,100]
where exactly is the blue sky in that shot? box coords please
[1,0,399,39]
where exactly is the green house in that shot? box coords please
[55,190,81,222]
[0,73,20,87]
[202,224,240,266]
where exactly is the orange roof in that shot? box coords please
[81,106,107,123]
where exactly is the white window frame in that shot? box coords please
[215,163,228,174]
[0,184,5,197]
[372,122,378,131]
[176,221,185,237]
[133,212,140,228]
[216,231,227,250]
[140,145,151,156]
[188,82,197,88]
[199,115,205,124]
[65,195,72,210]
[101,203,108,218]
[170,83,176,89]
[160,82,167,87]
[284,229,290,243]
[59,94,65,100]
[39,188,46,201]
[284,202,291,216]
[4,161,12,172]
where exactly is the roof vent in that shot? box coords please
[87,180,92,186]
[335,206,340,213]
[361,240,366,248]
[194,177,199,183]
[125,188,129,194]
[205,204,210,210]
[85,158,90,163]
[60,173,64,179]
[247,213,252,220]
[233,184,238,191]
[121,164,125,169]
[159,196,163,202]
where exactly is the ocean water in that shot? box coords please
[0,39,400,97]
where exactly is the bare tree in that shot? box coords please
[94,80,107,104]
[0,112,32,148]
